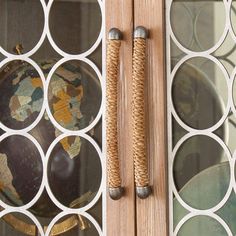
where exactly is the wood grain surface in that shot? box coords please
[134,0,168,235]
[106,1,136,236]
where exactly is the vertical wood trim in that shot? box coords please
[134,0,168,235]
[106,1,136,236]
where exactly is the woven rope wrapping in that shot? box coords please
[132,38,149,187]
[106,39,122,188]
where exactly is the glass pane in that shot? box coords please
[48,60,101,131]
[31,38,62,74]
[49,0,102,54]
[0,0,44,54]
[0,135,43,206]
[49,215,99,236]
[0,212,41,236]
[48,136,101,208]
[177,216,228,236]
[0,61,43,130]
[167,0,236,235]
[174,135,229,193]
[170,1,226,52]
[217,190,236,235]
[0,0,104,235]
[29,112,60,154]
[231,2,236,36]
[172,57,227,129]
[88,197,103,229]
[88,119,102,149]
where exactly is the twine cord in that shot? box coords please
[106,39,122,188]
[132,38,149,187]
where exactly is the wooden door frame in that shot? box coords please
[106,0,168,235]
[106,1,136,235]
[134,1,168,235]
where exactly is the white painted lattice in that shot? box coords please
[166,0,236,235]
[0,0,106,235]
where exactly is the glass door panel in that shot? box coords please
[0,0,104,235]
[167,0,236,235]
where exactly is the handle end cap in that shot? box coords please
[108,28,122,40]
[109,187,124,200]
[134,26,148,39]
[136,186,152,199]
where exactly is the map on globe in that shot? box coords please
[0,153,23,205]
[0,60,88,207]
[9,75,43,122]
[7,60,84,158]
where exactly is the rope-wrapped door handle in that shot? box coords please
[106,28,124,200]
[132,26,152,199]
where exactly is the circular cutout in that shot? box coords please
[174,135,229,209]
[48,60,101,131]
[48,136,102,208]
[0,135,43,206]
[0,60,44,130]
[170,1,226,52]
[49,0,102,54]
[172,57,227,130]
[177,215,228,236]
[49,214,99,236]
[0,212,41,236]
[0,0,44,55]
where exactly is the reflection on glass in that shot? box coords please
[0,61,43,130]
[170,1,225,52]
[170,1,236,234]
[172,57,227,130]
[0,135,43,206]
[174,135,228,191]
[177,215,228,236]
[49,0,102,54]
[0,0,44,54]
[48,60,101,131]
[48,136,102,208]
[177,162,230,210]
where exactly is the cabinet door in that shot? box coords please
[106,1,168,235]
[106,1,136,235]
[133,1,168,236]
[167,0,236,235]
[134,0,236,235]
[0,1,105,235]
